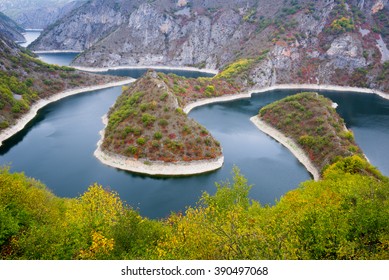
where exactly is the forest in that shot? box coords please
[1,155,388,260]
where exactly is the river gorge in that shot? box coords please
[1,32,388,219]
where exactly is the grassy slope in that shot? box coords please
[103,70,222,162]
[258,92,363,173]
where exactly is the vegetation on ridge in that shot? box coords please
[0,36,124,132]
[258,92,363,173]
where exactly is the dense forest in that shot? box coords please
[0,157,387,260]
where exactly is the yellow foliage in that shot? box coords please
[216,59,254,79]
[78,231,114,260]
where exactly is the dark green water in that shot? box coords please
[4,34,388,218]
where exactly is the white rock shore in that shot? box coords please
[0,79,134,147]
[184,83,389,113]
[34,50,81,54]
[94,116,224,176]
[73,65,219,75]
[250,116,320,181]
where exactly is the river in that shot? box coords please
[3,32,388,219]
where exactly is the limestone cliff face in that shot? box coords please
[14,1,84,29]
[30,0,389,92]
[0,0,85,29]
[73,3,259,69]
[29,0,137,51]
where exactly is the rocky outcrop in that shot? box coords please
[15,1,84,29]
[73,3,256,69]
[29,0,144,51]
[326,34,366,68]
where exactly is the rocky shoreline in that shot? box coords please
[33,50,81,53]
[0,79,134,147]
[250,116,320,181]
[94,115,224,176]
[73,65,219,75]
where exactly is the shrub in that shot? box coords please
[204,85,215,97]
[158,119,168,127]
[136,138,146,145]
[154,132,163,140]
[141,113,156,126]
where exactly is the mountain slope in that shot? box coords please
[0,0,85,29]
[0,12,25,42]
[0,34,123,132]
[30,0,389,92]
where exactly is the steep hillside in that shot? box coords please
[29,0,389,93]
[29,0,143,51]
[0,12,25,42]
[0,0,84,29]
[0,34,123,132]
[101,70,222,164]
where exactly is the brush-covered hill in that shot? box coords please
[29,0,389,92]
[102,70,222,164]
[256,92,364,173]
[0,34,123,132]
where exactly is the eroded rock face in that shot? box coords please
[29,0,130,51]
[326,34,366,69]
[71,3,250,69]
[0,12,25,42]
[28,0,389,91]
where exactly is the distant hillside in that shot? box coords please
[0,0,85,29]
[0,34,122,132]
[0,12,25,42]
[29,0,389,93]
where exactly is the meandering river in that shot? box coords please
[3,32,388,219]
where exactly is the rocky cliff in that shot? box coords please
[0,12,25,42]
[31,0,389,92]
[0,0,84,29]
